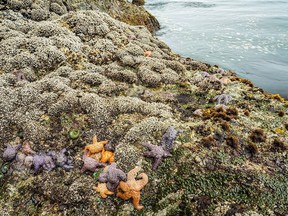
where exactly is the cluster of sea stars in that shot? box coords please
[94,164,148,210]
[82,135,149,210]
[81,135,115,173]
[2,141,73,174]
[1,126,180,211]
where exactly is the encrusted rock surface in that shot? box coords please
[0,1,287,215]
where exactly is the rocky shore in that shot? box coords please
[0,1,287,215]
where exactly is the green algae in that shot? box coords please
[143,147,288,214]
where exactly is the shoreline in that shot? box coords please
[144,0,288,99]
[0,1,287,215]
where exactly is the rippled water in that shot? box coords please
[145,0,288,98]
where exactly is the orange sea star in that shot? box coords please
[100,149,114,164]
[94,183,114,198]
[144,50,152,57]
[117,166,148,210]
[83,135,109,156]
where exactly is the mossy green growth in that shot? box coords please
[144,147,288,215]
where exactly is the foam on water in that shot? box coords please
[145,0,288,98]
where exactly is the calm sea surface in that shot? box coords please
[145,0,288,98]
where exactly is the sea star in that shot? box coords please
[100,149,115,164]
[47,148,74,170]
[12,152,34,171]
[144,50,152,57]
[94,183,114,198]
[2,144,22,162]
[98,163,126,191]
[32,152,56,174]
[142,143,172,170]
[214,94,233,105]
[117,166,148,210]
[160,126,180,152]
[22,141,36,155]
[200,71,210,78]
[81,152,106,173]
[83,135,109,157]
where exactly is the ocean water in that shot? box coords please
[145,0,288,98]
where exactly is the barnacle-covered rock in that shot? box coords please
[1,1,288,215]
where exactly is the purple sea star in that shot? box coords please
[81,152,106,173]
[142,143,172,170]
[47,148,74,170]
[200,71,210,78]
[2,144,22,162]
[160,126,180,152]
[98,163,127,191]
[214,94,233,105]
[32,152,55,174]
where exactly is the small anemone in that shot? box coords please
[1,163,9,174]
[68,129,80,139]
[214,94,233,105]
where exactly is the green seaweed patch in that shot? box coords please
[146,147,288,214]
[177,132,192,144]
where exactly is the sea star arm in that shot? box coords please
[99,140,109,145]
[142,143,155,150]
[143,151,155,158]
[131,191,143,210]
[134,173,148,191]
[152,157,163,170]
[127,166,142,181]
[117,170,127,181]
[117,191,131,200]
[92,135,98,144]
[118,181,130,192]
